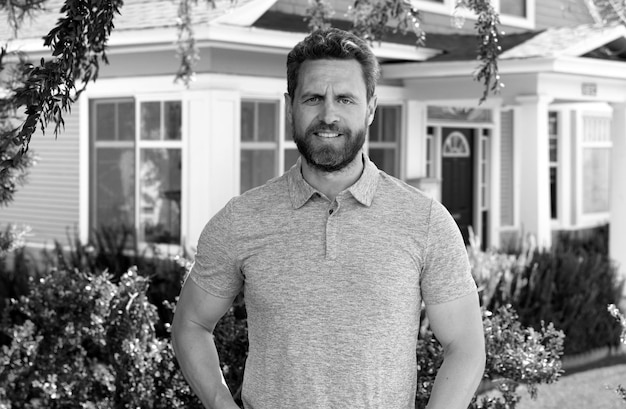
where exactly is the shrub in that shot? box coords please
[469,231,625,355]
[0,267,202,408]
[415,305,564,409]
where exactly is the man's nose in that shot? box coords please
[320,99,340,124]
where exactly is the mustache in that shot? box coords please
[305,123,347,134]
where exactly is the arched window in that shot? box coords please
[442,131,470,157]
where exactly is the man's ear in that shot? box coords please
[366,95,378,126]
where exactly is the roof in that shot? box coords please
[0,0,250,41]
[499,23,626,60]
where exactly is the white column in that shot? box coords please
[515,95,553,248]
[609,102,626,286]
[404,100,427,180]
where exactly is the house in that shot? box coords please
[1,0,626,281]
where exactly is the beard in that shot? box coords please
[293,121,367,173]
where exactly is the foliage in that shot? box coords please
[0,267,203,409]
[584,0,626,25]
[0,225,29,260]
[415,305,564,409]
[468,229,625,355]
[0,0,122,206]
[608,304,626,404]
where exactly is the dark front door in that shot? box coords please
[441,128,474,244]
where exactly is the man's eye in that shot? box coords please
[305,97,320,103]
[338,98,353,104]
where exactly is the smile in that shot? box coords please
[316,132,341,138]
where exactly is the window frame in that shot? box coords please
[368,104,403,177]
[413,0,535,29]
[578,111,612,221]
[89,94,186,253]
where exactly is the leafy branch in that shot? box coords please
[346,0,425,46]
[457,0,503,103]
[0,0,122,191]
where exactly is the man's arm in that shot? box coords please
[171,278,241,409]
[425,291,486,409]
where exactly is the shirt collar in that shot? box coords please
[287,154,380,209]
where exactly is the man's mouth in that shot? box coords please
[315,131,341,138]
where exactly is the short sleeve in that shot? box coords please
[420,199,476,305]
[189,199,244,298]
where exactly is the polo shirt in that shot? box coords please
[190,154,476,409]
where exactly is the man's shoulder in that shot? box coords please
[376,172,434,209]
[230,173,291,211]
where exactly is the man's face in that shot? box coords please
[286,59,377,173]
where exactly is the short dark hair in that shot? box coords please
[286,28,380,102]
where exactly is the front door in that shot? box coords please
[441,128,474,244]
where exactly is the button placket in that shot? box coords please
[325,201,339,259]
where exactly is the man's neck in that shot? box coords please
[301,153,365,202]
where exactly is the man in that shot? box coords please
[171,28,485,409]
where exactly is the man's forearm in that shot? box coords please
[172,323,240,409]
[425,345,485,409]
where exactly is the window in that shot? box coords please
[414,0,532,27]
[581,115,611,214]
[548,111,558,219]
[90,98,183,246]
[368,105,401,177]
[426,127,435,178]
[480,129,490,211]
[240,100,280,193]
[442,131,470,157]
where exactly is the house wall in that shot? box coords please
[97,47,285,80]
[535,0,594,29]
[0,107,81,247]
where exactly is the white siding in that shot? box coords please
[0,106,81,247]
[535,0,594,29]
[500,110,514,226]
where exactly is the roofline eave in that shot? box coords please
[3,24,440,63]
[382,55,626,81]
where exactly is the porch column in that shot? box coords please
[515,95,553,248]
[610,102,626,286]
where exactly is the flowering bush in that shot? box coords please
[0,267,202,409]
[468,229,624,355]
[415,305,564,409]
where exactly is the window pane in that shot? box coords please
[164,101,182,140]
[284,149,300,172]
[94,148,135,228]
[96,103,115,141]
[582,148,610,214]
[241,102,255,142]
[382,107,399,142]
[139,148,182,244]
[141,102,161,140]
[258,102,277,142]
[369,148,396,177]
[241,149,275,193]
[501,0,526,17]
[369,112,381,142]
[118,102,135,141]
[550,167,557,219]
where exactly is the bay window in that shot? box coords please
[90,98,183,246]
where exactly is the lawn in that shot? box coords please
[485,355,626,409]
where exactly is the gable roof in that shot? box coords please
[0,0,243,41]
[499,23,626,60]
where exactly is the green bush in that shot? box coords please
[469,231,625,355]
[0,267,202,408]
[415,305,564,409]
[0,263,564,409]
